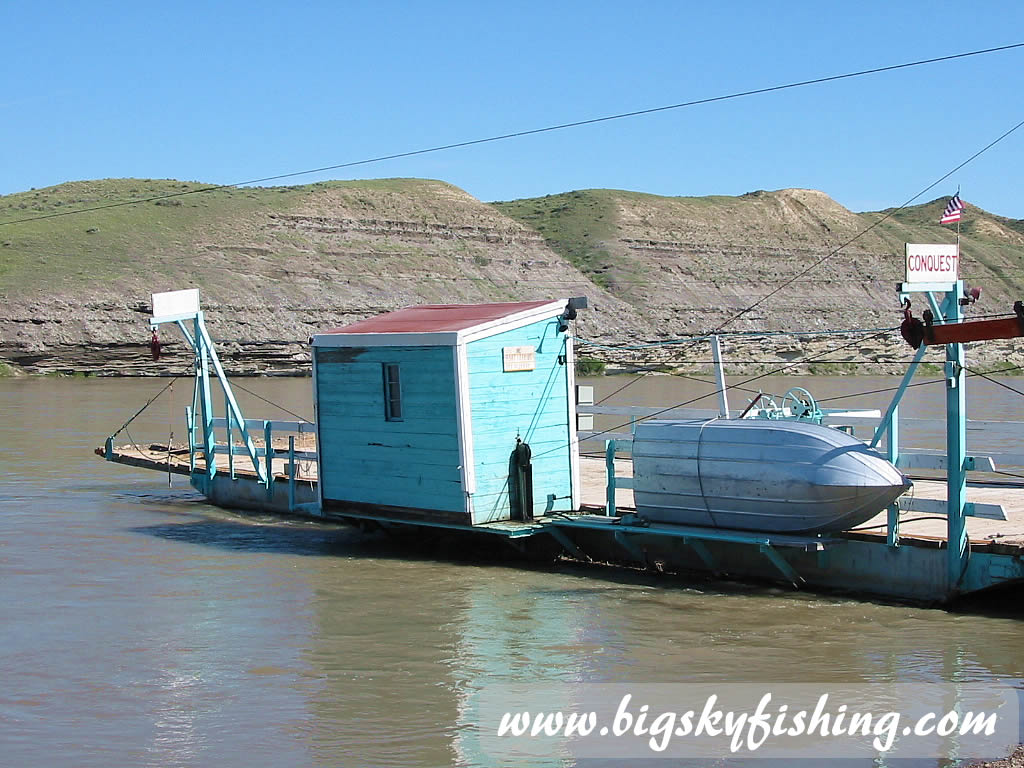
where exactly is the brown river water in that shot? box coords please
[1,375,1022,767]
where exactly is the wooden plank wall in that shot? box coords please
[315,346,465,513]
[467,319,573,523]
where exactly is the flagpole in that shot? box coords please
[956,185,961,261]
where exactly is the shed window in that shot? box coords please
[383,363,403,421]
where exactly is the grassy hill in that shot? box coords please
[2,178,1023,375]
[495,188,1024,328]
[0,178,648,374]
[1,178,488,294]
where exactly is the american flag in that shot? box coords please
[940,194,964,224]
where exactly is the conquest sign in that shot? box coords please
[905,243,959,283]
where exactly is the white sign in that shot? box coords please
[503,345,536,372]
[152,288,200,319]
[905,244,958,283]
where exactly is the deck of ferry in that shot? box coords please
[100,440,1024,551]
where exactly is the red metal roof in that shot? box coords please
[322,301,559,335]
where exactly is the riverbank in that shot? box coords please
[3,332,1023,377]
[4,178,1024,379]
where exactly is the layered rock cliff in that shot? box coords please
[1,178,1022,376]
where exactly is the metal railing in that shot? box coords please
[185,409,317,512]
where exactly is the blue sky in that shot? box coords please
[2,1,1023,216]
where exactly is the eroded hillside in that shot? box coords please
[1,178,1022,376]
[495,188,1024,373]
[0,179,649,374]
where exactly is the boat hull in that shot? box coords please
[632,419,911,534]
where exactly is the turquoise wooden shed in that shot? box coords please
[311,300,584,526]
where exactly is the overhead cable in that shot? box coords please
[2,42,1023,227]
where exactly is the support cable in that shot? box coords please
[577,325,899,351]
[596,370,653,405]
[540,330,889,459]
[591,325,891,404]
[963,365,1024,400]
[583,114,1024,406]
[226,377,314,424]
[107,366,194,440]
[815,363,1024,404]
[712,116,1024,333]
[594,324,895,408]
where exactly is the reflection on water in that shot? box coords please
[1,377,1022,767]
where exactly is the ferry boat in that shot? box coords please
[98,287,1024,605]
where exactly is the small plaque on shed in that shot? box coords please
[503,346,535,372]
